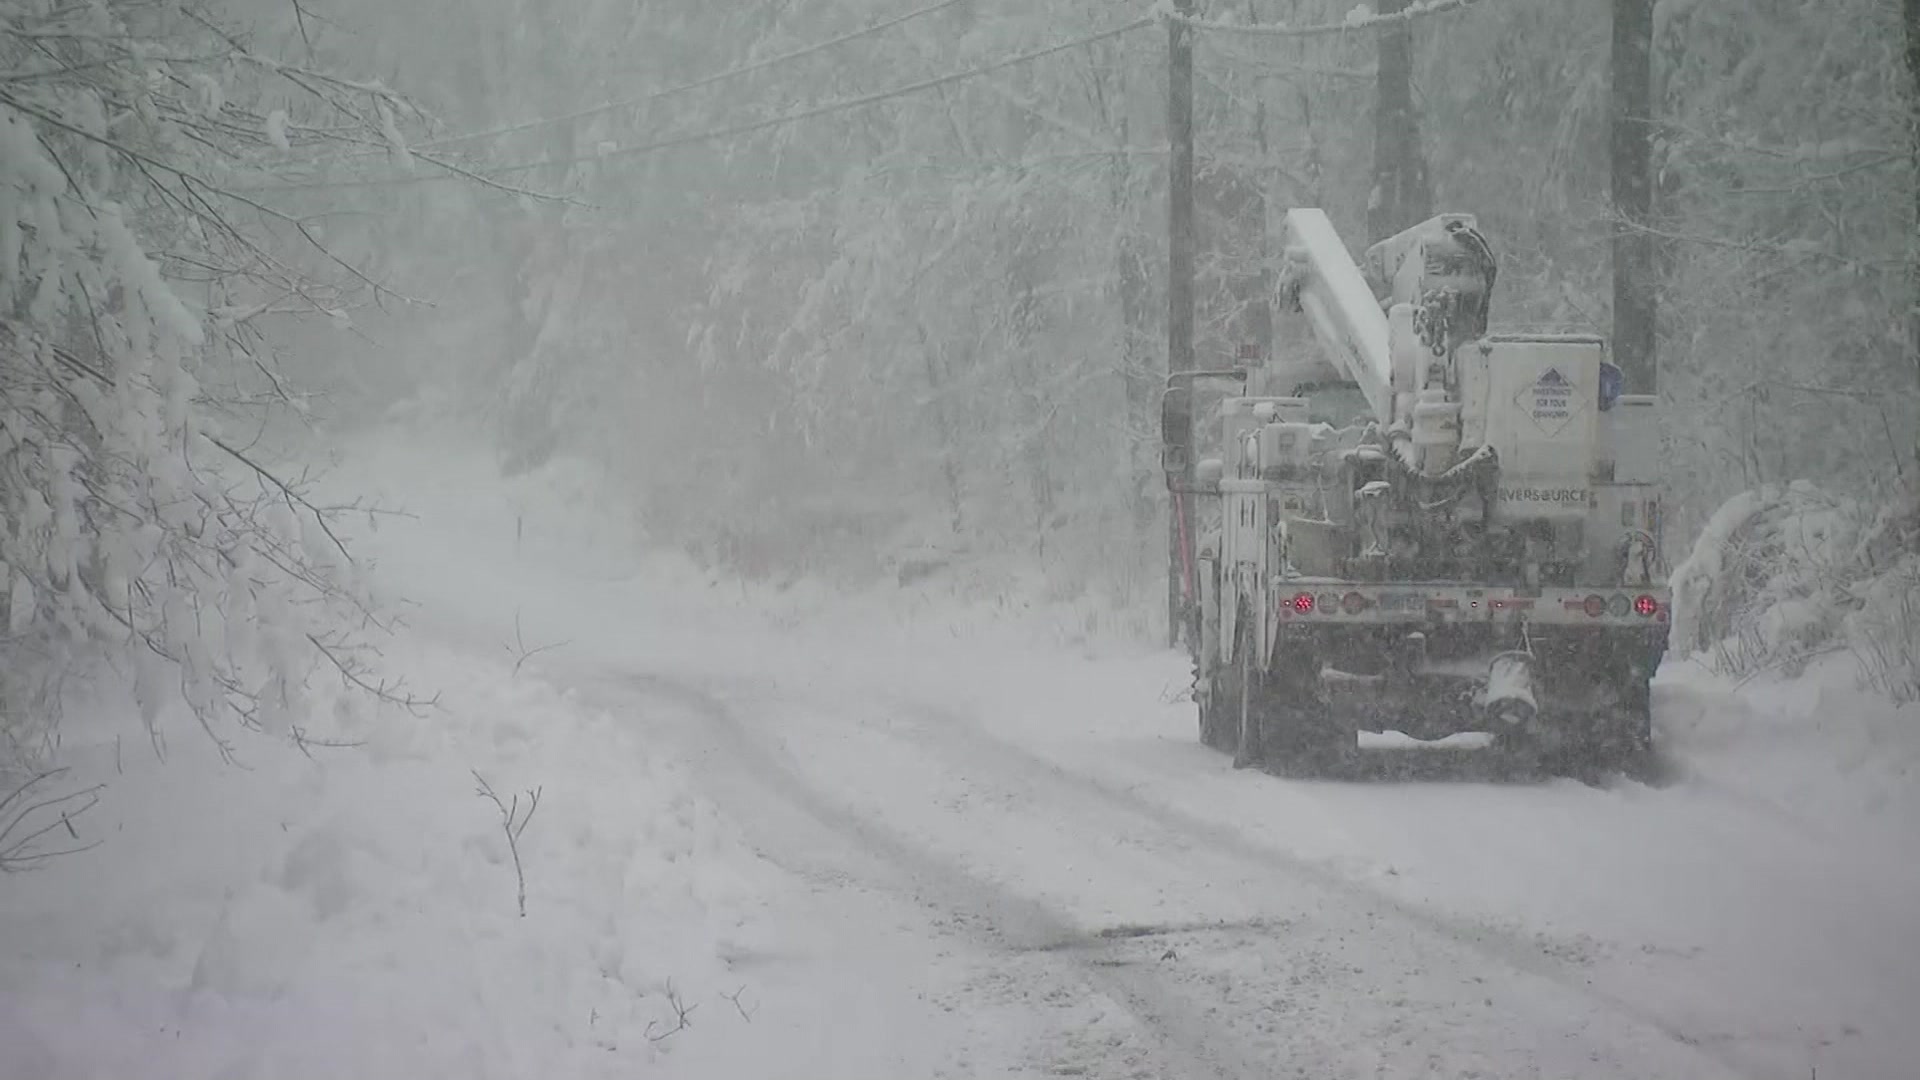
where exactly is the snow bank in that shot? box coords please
[0,627,777,1080]
[1670,479,1920,702]
[2,423,1109,1080]
[1656,655,1920,850]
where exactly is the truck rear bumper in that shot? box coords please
[1273,580,1670,630]
[1289,618,1663,743]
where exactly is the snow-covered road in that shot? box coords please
[381,436,1918,1079]
[6,433,1916,1079]
[565,654,1915,1080]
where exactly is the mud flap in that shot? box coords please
[1259,637,1355,776]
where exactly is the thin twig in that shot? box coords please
[307,633,437,714]
[0,770,106,872]
[646,979,697,1042]
[473,770,540,916]
[202,433,352,562]
[506,610,571,677]
[288,0,315,58]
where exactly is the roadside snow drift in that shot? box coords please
[0,632,787,1080]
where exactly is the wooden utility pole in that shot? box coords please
[1905,0,1920,391]
[1610,0,1658,393]
[1166,0,1197,647]
[1367,0,1431,242]
[1168,1,1195,381]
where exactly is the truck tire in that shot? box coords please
[1194,565,1230,752]
[1198,655,1236,753]
[1230,599,1264,769]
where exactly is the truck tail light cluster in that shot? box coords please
[1580,593,1662,618]
[1287,591,1370,615]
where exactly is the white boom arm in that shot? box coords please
[1279,208,1394,426]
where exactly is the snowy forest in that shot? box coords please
[4,0,1917,748]
[3,0,1920,1076]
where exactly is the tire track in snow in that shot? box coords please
[886,697,1778,1080]
[607,672,1274,1080]
[614,669,1778,1079]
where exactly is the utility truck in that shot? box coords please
[1163,210,1668,773]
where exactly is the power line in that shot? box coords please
[1171,0,1493,39]
[228,3,1500,197]
[486,15,1156,175]
[416,0,970,150]
[243,12,1155,194]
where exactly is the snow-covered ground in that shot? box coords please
[4,429,1918,1079]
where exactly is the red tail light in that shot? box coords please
[1291,592,1315,613]
[1634,594,1660,617]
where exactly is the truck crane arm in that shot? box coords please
[1275,209,1395,429]
[1276,208,1500,476]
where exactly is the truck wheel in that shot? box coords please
[1230,600,1265,769]
[1198,655,1235,752]
[1194,564,1230,752]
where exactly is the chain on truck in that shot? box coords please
[1162,210,1669,774]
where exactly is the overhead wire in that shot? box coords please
[558,0,1498,169]
[260,13,1158,191]
[256,0,1499,196]
[493,15,1157,173]
[1170,0,1493,38]
[415,0,971,150]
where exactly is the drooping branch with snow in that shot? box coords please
[0,0,440,768]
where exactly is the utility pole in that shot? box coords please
[1367,0,1431,243]
[1169,1,1195,381]
[1905,0,1920,392]
[1610,0,1658,393]
[1166,0,1197,647]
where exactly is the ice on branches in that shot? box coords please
[1,0,438,767]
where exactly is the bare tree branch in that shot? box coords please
[505,610,571,677]
[473,770,540,917]
[0,770,105,872]
[646,979,698,1042]
[721,985,755,1023]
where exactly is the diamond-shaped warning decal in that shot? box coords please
[1514,366,1584,437]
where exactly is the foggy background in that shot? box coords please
[239,0,1914,591]
[3,1,1919,1077]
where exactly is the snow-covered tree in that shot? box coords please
[1,0,442,770]
[288,0,1916,628]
